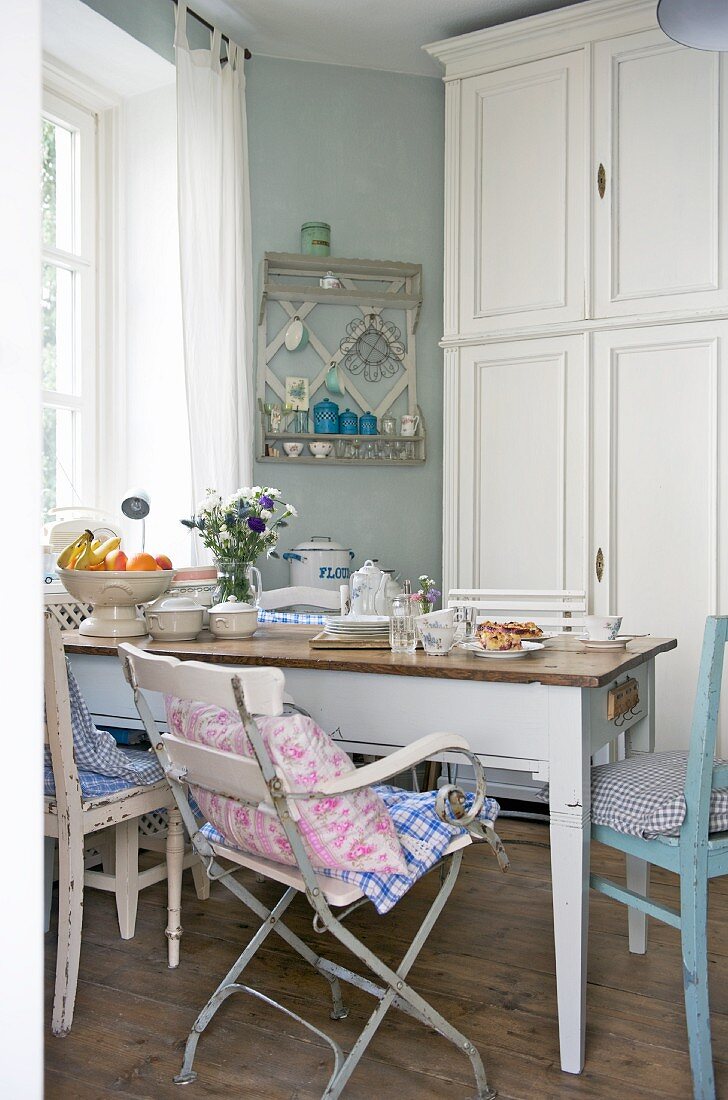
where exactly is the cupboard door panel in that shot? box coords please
[459,51,585,334]
[453,336,586,591]
[591,322,727,752]
[594,31,728,317]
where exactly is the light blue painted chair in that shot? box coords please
[591,615,728,1100]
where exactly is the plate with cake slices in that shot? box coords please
[461,638,545,659]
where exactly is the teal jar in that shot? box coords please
[301,222,331,256]
[339,408,358,435]
[359,412,378,435]
[313,398,339,434]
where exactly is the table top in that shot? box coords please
[63,627,677,689]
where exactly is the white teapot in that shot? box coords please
[350,559,388,616]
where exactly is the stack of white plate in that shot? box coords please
[324,614,390,637]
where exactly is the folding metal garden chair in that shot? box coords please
[120,643,506,1099]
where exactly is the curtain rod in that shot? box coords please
[170,0,252,59]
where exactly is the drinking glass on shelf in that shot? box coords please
[390,594,417,654]
[335,438,347,458]
[288,409,309,433]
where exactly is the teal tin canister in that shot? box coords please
[313,398,339,434]
[359,412,378,435]
[301,221,331,256]
[339,408,358,435]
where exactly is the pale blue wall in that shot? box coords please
[81,1,445,590]
[247,57,444,588]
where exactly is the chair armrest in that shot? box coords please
[316,732,474,795]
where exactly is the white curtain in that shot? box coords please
[174,1,253,525]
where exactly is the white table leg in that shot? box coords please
[625,657,655,756]
[548,686,591,1074]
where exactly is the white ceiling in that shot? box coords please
[194,0,586,77]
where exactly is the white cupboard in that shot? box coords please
[458,51,585,332]
[449,336,586,591]
[590,322,728,750]
[592,31,728,318]
[427,0,728,754]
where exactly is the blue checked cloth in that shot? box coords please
[44,660,164,799]
[258,610,327,625]
[201,784,500,915]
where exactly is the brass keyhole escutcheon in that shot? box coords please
[597,163,606,199]
[596,547,605,583]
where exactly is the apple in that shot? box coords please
[155,554,173,570]
[105,549,128,571]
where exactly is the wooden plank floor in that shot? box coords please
[44,819,728,1099]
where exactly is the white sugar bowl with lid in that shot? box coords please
[145,594,205,641]
[208,596,259,639]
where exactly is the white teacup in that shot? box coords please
[584,614,623,641]
[283,441,303,457]
[416,615,456,655]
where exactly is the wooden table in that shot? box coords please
[65,627,677,1075]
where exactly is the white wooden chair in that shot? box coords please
[43,615,205,1037]
[258,585,343,612]
[120,643,502,1099]
[448,587,588,633]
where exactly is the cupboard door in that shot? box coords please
[450,336,587,591]
[591,321,728,753]
[458,51,585,335]
[593,31,728,318]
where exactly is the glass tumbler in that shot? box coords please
[389,594,417,654]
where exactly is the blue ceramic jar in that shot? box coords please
[359,412,378,435]
[313,398,339,434]
[339,408,358,435]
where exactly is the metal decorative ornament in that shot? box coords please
[339,313,405,383]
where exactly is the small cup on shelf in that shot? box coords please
[283,441,303,458]
[309,441,333,459]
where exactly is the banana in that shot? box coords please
[87,536,121,567]
[90,539,101,552]
[56,530,93,570]
[73,540,97,570]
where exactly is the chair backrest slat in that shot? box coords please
[161,733,273,807]
[118,644,285,716]
[447,588,588,631]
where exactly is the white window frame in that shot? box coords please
[42,87,97,513]
[42,60,122,520]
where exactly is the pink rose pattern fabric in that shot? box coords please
[165,697,407,876]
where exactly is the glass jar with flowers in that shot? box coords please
[181,486,297,606]
[411,575,441,615]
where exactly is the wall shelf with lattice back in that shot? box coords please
[257,252,425,465]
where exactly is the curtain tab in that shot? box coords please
[174,0,190,51]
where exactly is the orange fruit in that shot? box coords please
[127,552,158,572]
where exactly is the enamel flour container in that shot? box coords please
[282,536,355,590]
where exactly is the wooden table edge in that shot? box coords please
[62,630,678,689]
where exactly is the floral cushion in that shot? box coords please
[165,698,408,876]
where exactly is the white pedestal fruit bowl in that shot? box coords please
[58,568,175,638]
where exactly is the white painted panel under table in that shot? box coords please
[459,50,585,333]
[591,320,727,753]
[593,30,728,317]
[454,336,586,591]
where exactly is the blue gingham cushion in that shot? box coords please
[592,750,728,839]
[44,746,164,799]
[201,784,500,915]
[44,659,164,798]
[258,610,327,625]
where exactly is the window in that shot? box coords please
[41,90,97,524]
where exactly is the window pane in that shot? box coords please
[42,406,79,524]
[42,263,75,393]
[41,117,74,252]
